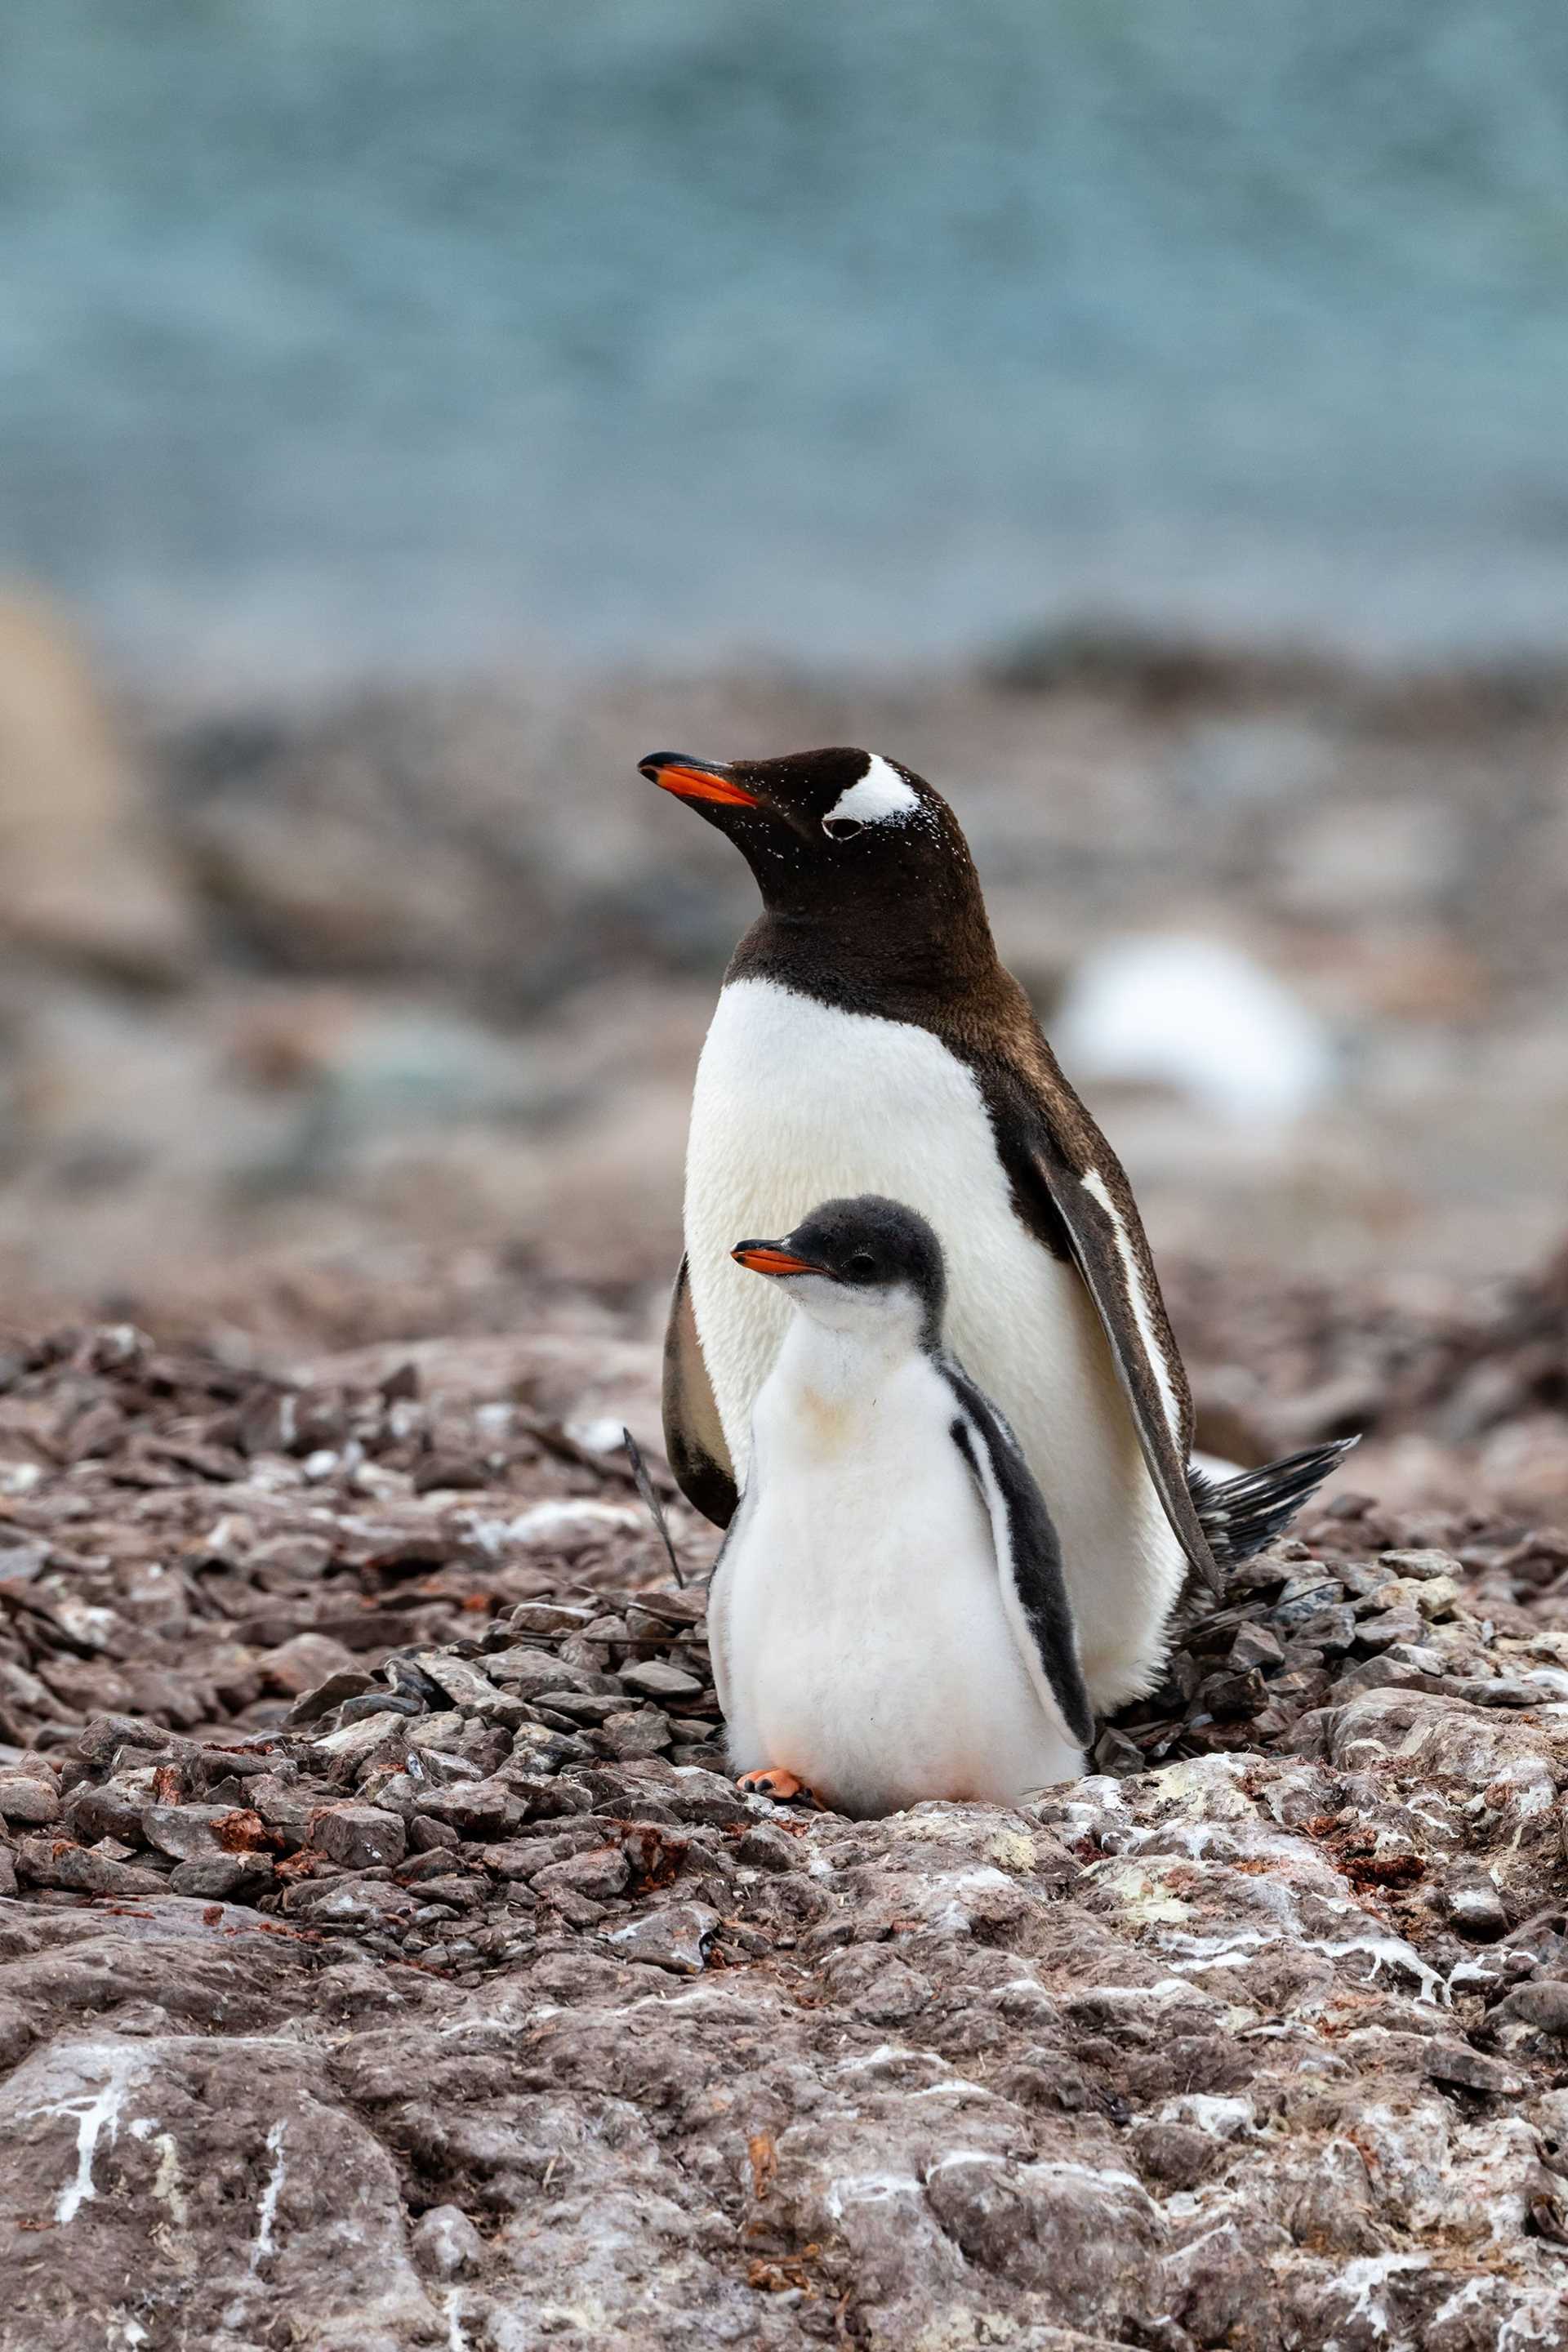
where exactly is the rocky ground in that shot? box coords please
[4,1285,1568,2349]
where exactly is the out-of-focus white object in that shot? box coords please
[1054,934,1334,1127]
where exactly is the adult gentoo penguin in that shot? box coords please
[711,1195,1094,1815]
[640,745,1353,1709]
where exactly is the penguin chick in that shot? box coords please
[708,1194,1094,1819]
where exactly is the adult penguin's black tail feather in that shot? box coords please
[1187,1437,1360,1566]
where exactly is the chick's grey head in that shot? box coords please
[730,1194,947,1346]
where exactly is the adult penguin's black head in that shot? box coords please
[638,746,981,928]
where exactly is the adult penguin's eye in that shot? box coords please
[846,1251,876,1278]
[822,817,864,842]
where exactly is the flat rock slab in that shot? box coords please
[1,1704,1567,2348]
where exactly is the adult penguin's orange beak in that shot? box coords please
[638,752,762,810]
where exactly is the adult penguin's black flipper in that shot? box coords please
[662,1254,738,1530]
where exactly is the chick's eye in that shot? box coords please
[822,817,864,842]
[846,1252,876,1278]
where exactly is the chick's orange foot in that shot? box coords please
[737,1767,824,1809]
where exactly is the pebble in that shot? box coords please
[618,1658,704,1703]
[309,1803,408,1869]
[1495,1980,1568,2037]
[412,2205,486,2280]
[1441,1869,1509,1941]
[0,1775,60,1825]
[532,1844,630,1904]
[604,1902,719,1975]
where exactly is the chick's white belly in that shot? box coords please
[685,978,1183,1708]
[719,1455,1074,1815]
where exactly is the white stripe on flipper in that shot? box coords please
[1080,1168,1181,1440]
[823,753,920,827]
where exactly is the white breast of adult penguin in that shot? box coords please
[684,989,1182,1716]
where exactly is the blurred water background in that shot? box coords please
[7,0,1568,687]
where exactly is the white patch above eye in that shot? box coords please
[823,753,920,829]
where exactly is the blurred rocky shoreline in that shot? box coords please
[3,590,1568,1318]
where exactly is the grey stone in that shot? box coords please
[65,1780,148,1845]
[483,1646,607,1699]
[617,1658,704,1703]
[308,1804,408,1870]
[604,1902,719,1975]
[663,1766,753,1826]
[1422,2042,1526,2096]
[1352,1606,1426,1653]
[506,1603,595,1641]
[282,1877,418,1930]
[140,1802,247,1864]
[407,1778,517,1838]
[1495,1980,1568,2037]
[735,1822,801,1871]
[1227,1624,1285,1673]
[169,1855,263,1899]
[412,2203,485,2279]
[598,1709,672,1759]
[16,1835,167,1895]
[0,1775,60,1825]
[532,1843,630,1904]
[1379,1549,1463,1581]
[1441,1869,1509,1942]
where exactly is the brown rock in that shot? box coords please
[16,1834,167,1895]
[261,1633,359,1696]
[0,592,198,984]
[307,1803,408,1870]
[532,1842,630,1904]
[604,1902,719,1975]
[618,1657,704,1704]
[411,2204,485,2279]
[0,1774,60,1825]
[1495,1980,1568,2037]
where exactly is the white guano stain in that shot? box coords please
[1324,2251,1429,2347]
[1156,2094,1255,2139]
[822,2170,924,2222]
[1138,1866,1450,2008]
[249,2121,287,2271]
[908,2078,997,2102]
[27,2047,148,2226]
[834,2045,946,2078]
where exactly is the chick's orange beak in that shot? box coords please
[730,1244,826,1278]
[639,752,760,810]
